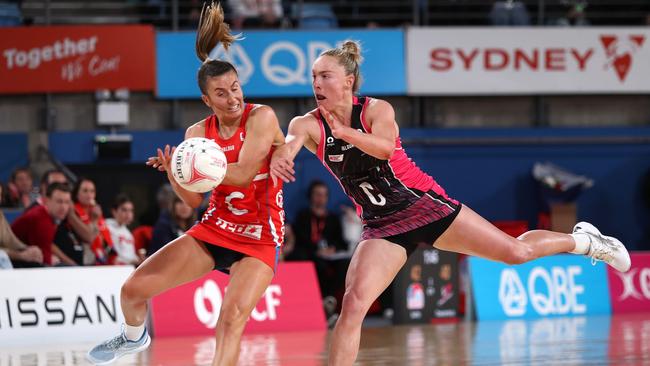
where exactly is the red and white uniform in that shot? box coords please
[186,103,284,270]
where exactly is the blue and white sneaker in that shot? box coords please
[573,221,631,273]
[87,325,151,365]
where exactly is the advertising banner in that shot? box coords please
[407,27,650,94]
[0,266,133,345]
[156,29,406,98]
[469,255,611,320]
[150,261,326,337]
[392,248,458,324]
[607,252,650,313]
[0,25,155,94]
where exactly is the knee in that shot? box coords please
[340,290,370,322]
[502,241,534,265]
[121,277,148,304]
[219,302,248,331]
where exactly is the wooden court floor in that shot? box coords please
[1,313,648,365]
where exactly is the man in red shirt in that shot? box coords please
[11,182,74,265]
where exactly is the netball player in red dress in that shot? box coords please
[270,40,631,366]
[88,4,284,366]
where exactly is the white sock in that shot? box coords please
[124,322,145,341]
[570,233,591,254]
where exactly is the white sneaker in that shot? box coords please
[87,325,151,365]
[573,222,631,272]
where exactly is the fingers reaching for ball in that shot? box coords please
[146,145,175,172]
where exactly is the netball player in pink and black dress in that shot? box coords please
[270,40,631,366]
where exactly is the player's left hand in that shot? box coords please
[146,145,176,173]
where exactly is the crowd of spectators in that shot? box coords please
[3,1,650,30]
[0,166,363,326]
[0,167,175,270]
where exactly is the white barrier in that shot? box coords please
[0,266,132,346]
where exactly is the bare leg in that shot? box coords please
[435,205,575,264]
[120,235,215,326]
[212,256,274,366]
[329,239,407,366]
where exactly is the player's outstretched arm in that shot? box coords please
[270,114,319,185]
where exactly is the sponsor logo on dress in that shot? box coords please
[328,154,344,162]
[214,218,262,240]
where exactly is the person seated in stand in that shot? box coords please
[11,182,75,266]
[29,170,95,266]
[7,166,37,209]
[106,194,142,266]
[0,182,13,207]
[73,177,116,265]
[288,180,349,323]
[229,0,283,29]
[147,194,196,256]
[0,210,43,268]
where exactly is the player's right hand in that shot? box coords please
[146,145,175,173]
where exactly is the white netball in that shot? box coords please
[171,137,228,193]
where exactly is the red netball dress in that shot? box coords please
[186,103,284,270]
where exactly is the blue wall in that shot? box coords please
[42,127,650,251]
[0,133,28,182]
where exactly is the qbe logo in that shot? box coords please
[498,266,586,317]
[193,280,282,328]
[210,41,334,87]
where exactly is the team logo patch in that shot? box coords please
[328,154,344,162]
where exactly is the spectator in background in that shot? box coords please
[0,182,12,207]
[31,169,95,266]
[8,166,37,209]
[0,210,43,268]
[229,0,283,29]
[291,180,348,260]
[289,180,349,320]
[553,1,589,26]
[30,169,68,208]
[280,223,295,261]
[489,1,530,26]
[11,182,75,266]
[133,184,175,260]
[147,194,196,256]
[73,177,115,265]
[106,194,142,266]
